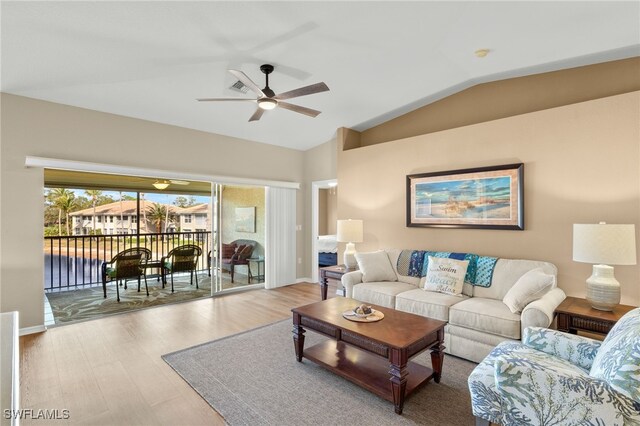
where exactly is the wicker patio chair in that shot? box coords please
[101,247,152,302]
[161,245,203,293]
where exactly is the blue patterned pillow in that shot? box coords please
[589,308,640,402]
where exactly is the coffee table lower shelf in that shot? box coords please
[303,340,434,402]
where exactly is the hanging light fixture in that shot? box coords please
[153,180,170,190]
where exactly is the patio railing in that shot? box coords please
[44,231,212,291]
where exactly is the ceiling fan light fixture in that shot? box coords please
[257,98,278,110]
[153,180,170,190]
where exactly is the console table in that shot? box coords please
[318,264,357,300]
[555,296,636,336]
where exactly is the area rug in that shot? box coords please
[163,320,476,425]
[46,274,212,324]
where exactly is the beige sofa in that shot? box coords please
[342,248,566,363]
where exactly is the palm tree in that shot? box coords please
[47,188,76,235]
[119,191,125,234]
[84,190,102,235]
[141,193,148,232]
[147,203,166,234]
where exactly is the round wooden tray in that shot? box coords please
[342,309,385,322]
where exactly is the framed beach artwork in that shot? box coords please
[235,207,256,233]
[406,163,524,230]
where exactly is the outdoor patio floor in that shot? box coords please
[45,271,261,325]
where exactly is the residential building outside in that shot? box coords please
[69,200,211,235]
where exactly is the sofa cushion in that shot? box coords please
[423,256,469,296]
[395,288,468,322]
[503,268,556,313]
[450,298,522,339]
[355,250,397,283]
[474,258,558,301]
[352,281,416,308]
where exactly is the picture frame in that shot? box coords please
[235,207,256,233]
[406,163,524,230]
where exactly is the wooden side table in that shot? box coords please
[555,296,636,336]
[318,265,357,300]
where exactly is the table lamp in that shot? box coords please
[337,219,363,269]
[573,222,637,311]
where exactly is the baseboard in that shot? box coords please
[335,288,345,297]
[296,277,313,283]
[19,325,46,336]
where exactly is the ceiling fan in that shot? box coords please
[197,64,329,122]
[152,179,189,190]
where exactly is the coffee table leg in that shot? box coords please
[320,276,328,300]
[389,348,408,415]
[430,340,445,384]
[292,313,306,362]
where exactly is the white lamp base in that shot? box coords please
[343,242,358,269]
[586,264,620,311]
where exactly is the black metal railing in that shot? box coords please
[44,231,212,291]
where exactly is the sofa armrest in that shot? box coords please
[342,271,363,298]
[521,287,566,332]
[494,355,631,425]
[523,327,601,371]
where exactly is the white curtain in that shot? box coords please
[264,187,297,289]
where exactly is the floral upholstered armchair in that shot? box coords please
[468,308,640,426]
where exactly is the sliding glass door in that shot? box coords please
[210,183,266,293]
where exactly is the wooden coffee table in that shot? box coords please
[291,297,446,414]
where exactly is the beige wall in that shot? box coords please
[221,186,265,258]
[326,187,337,235]
[358,58,640,147]
[302,137,338,278]
[317,188,338,236]
[0,93,306,328]
[318,189,328,235]
[338,92,640,306]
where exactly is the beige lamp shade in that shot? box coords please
[337,219,363,243]
[573,223,637,265]
[573,223,637,311]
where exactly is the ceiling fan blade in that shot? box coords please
[277,102,321,118]
[248,108,265,122]
[196,98,256,102]
[274,82,329,101]
[228,70,266,98]
[169,180,190,185]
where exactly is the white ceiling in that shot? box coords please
[2,2,639,151]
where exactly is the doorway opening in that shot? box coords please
[311,179,340,294]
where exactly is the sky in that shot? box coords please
[69,189,210,205]
[416,176,511,203]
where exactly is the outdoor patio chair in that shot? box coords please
[101,247,152,302]
[221,239,256,283]
[161,245,202,293]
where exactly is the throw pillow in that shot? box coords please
[221,243,236,259]
[237,244,253,261]
[355,250,397,283]
[589,308,640,402]
[423,256,469,296]
[502,268,555,314]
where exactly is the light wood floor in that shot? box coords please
[20,282,334,425]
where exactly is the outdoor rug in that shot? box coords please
[46,274,212,324]
[162,320,476,425]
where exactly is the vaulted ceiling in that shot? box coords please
[2,1,639,150]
